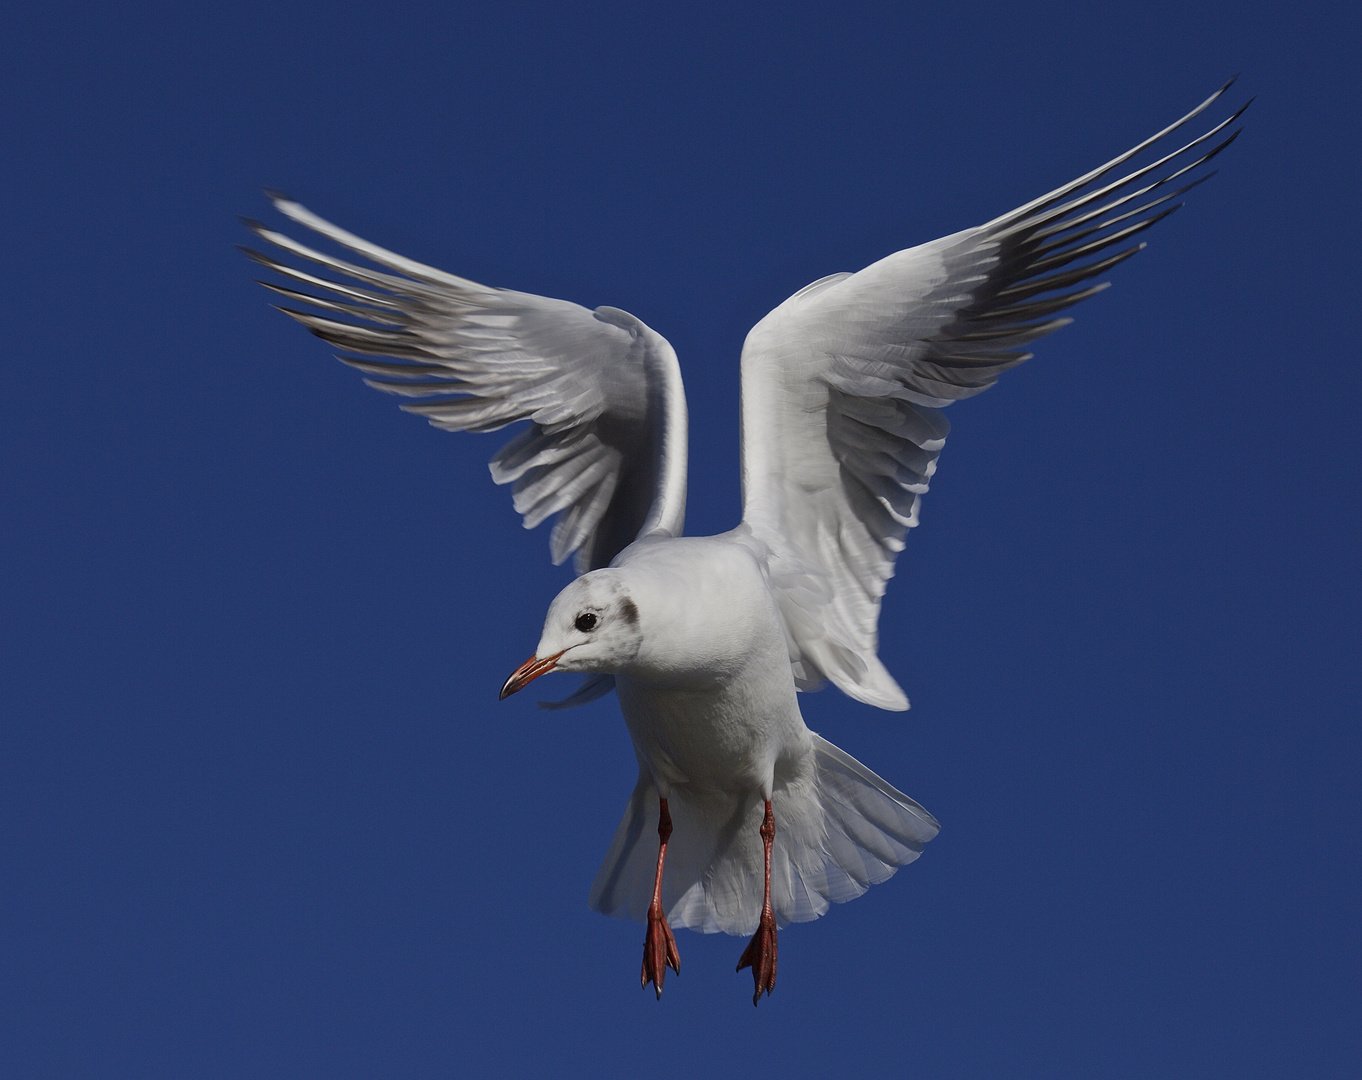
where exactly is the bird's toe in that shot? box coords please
[641,906,680,999]
[736,912,778,1006]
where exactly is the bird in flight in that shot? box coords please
[243,81,1246,1005]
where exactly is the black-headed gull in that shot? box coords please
[243,81,1246,1004]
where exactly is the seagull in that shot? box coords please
[243,81,1246,1005]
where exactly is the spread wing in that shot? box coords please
[738,81,1248,710]
[242,194,688,573]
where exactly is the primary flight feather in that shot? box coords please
[244,81,1246,1004]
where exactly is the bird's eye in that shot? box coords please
[575,612,598,633]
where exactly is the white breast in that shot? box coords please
[609,536,813,799]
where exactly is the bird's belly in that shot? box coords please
[615,674,807,797]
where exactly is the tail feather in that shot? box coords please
[588,733,939,936]
[586,772,656,924]
[813,734,940,869]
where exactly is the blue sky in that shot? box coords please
[2,2,1359,1077]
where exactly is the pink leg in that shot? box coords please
[736,799,778,1005]
[641,796,681,998]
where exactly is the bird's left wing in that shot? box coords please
[738,82,1247,710]
[242,194,687,574]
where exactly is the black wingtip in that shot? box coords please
[1225,97,1254,126]
[1208,127,1245,161]
[237,246,276,269]
[262,188,290,205]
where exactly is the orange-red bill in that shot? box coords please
[499,650,566,700]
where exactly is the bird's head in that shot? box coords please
[499,569,643,699]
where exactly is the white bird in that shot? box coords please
[244,82,1246,1004]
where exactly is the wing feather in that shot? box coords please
[738,82,1247,709]
[246,196,687,573]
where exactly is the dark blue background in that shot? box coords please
[2,2,1358,1076]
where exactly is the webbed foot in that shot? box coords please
[736,908,777,1005]
[641,901,680,999]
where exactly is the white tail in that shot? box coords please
[588,733,940,936]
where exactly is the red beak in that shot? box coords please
[499,650,566,700]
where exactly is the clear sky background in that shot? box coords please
[2,2,1358,1077]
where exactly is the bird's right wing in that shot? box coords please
[243,195,688,573]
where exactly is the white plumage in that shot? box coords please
[244,81,1245,1002]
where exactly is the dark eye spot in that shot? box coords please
[619,598,639,626]
[575,612,598,633]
